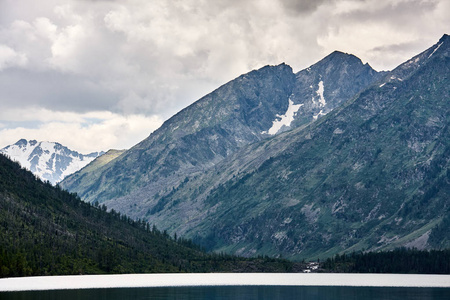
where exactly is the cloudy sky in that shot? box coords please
[0,0,448,153]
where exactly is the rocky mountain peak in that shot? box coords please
[439,33,449,42]
[287,50,382,129]
[317,50,364,67]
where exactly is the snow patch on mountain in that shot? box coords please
[263,98,303,135]
[1,139,103,185]
[316,81,326,106]
[428,42,443,59]
[313,110,326,120]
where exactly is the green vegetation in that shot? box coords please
[322,248,450,274]
[78,149,126,172]
[0,154,302,277]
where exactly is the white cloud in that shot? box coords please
[0,45,27,70]
[315,0,448,70]
[50,24,87,72]
[0,109,163,153]
[0,0,448,152]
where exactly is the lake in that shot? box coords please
[2,286,450,300]
[1,273,450,299]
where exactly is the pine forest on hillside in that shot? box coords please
[0,154,299,277]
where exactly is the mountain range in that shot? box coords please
[61,34,450,260]
[0,139,104,185]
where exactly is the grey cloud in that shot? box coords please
[336,0,438,24]
[370,40,426,53]
[0,68,118,113]
[279,0,335,14]
[78,0,118,2]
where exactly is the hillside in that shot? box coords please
[61,149,127,195]
[0,154,299,277]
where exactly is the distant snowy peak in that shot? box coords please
[0,139,104,185]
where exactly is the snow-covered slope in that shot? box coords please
[0,139,103,185]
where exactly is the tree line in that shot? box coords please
[322,248,450,274]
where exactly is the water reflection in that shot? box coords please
[2,286,450,300]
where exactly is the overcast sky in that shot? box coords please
[0,0,448,153]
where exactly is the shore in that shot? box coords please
[1,273,450,292]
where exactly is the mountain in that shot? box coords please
[61,51,381,218]
[0,139,104,185]
[135,34,449,259]
[0,154,300,277]
[62,34,449,260]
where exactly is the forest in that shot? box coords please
[0,154,300,277]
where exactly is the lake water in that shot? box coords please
[2,274,450,299]
[2,286,450,300]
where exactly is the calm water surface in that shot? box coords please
[2,286,450,300]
